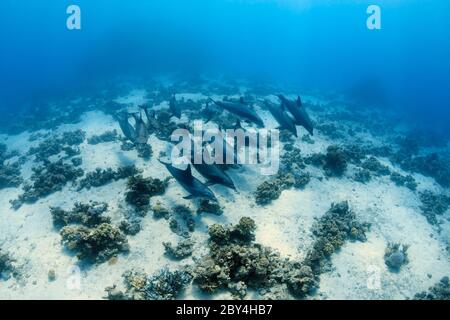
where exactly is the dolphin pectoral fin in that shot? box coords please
[183,195,195,200]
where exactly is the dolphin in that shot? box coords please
[169,95,182,119]
[277,94,314,135]
[131,111,149,144]
[116,112,137,142]
[264,100,298,137]
[208,124,242,166]
[190,148,237,190]
[210,97,264,128]
[159,160,218,201]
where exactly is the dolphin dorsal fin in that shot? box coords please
[297,96,302,107]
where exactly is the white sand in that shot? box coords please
[1,88,449,300]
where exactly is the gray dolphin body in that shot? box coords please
[131,112,149,144]
[211,98,264,128]
[264,100,298,137]
[116,112,137,142]
[169,95,182,119]
[277,95,314,136]
[190,149,236,190]
[159,160,217,201]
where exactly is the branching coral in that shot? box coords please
[125,175,169,213]
[77,165,140,190]
[11,160,84,209]
[163,238,195,260]
[418,191,450,225]
[135,143,153,160]
[353,169,371,184]
[28,130,85,161]
[257,142,311,203]
[0,160,23,189]
[360,156,390,176]
[304,202,369,274]
[192,217,317,299]
[414,277,450,300]
[197,199,223,215]
[255,180,282,206]
[323,146,348,177]
[152,202,171,220]
[0,249,20,280]
[0,143,23,189]
[87,130,118,145]
[306,146,348,177]
[392,152,450,188]
[60,223,129,264]
[390,172,417,190]
[255,171,310,206]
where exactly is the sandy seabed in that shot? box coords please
[0,86,449,300]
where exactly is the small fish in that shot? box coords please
[277,94,314,136]
[159,159,218,201]
[264,100,298,137]
[210,97,264,128]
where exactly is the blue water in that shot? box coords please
[1,0,449,129]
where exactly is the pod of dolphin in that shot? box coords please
[115,94,314,202]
